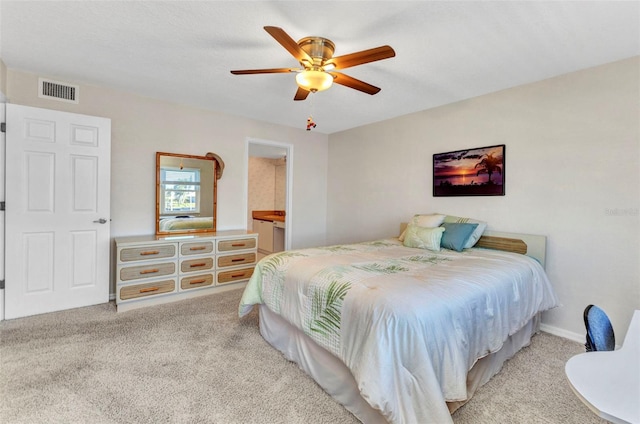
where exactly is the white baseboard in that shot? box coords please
[540,323,584,344]
[0,288,4,321]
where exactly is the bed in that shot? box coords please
[158,216,213,231]
[238,220,558,423]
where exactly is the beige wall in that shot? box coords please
[327,57,640,341]
[5,68,329,293]
[0,58,4,321]
[0,58,6,99]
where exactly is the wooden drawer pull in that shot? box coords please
[140,250,160,256]
[190,246,207,251]
[231,243,246,247]
[231,258,245,262]
[189,262,207,268]
[139,287,159,293]
[189,279,207,285]
[140,269,159,274]
[231,273,245,278]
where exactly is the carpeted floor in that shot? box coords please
[0,288,606,424]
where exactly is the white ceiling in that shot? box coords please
[1,1,638,134]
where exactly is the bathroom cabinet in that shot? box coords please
[254,219,274,254]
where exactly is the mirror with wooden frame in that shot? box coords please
[156,152,217,235]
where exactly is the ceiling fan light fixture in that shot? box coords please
[296,70,333,92]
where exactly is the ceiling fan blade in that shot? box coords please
[264,26,312,64]
[329,45,395,70]
[330,72,381,95]
[294,87,310,101]
[230,68,296,75]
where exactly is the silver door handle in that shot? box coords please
[93,218,108,224]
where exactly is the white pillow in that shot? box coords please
[402,224,445,251]
[411,213,446,228]
[441,214,487,248]
[399,213,446,242]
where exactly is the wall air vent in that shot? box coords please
[38,78,79,104]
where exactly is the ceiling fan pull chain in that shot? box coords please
[306,115,317,131]
[306,94,317,131]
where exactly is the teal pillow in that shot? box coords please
[440,222,479,252]
[441,214,487,248]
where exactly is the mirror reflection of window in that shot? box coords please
[156,152,217,235]
[160,167,201,214]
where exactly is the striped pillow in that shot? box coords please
[402,224,445,251]
[399,213,446,242]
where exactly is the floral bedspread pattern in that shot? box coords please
[239,239,558,424]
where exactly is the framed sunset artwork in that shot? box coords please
[433,144,505,197]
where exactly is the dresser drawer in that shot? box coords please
[119,279,176,301]
[180,257,214,273]
[119,262,176,282]
[180,273,214,290]
[217,267,254,285]
[217,238,256,253]
[119,244,176,262]
[181,241,214,256]
[218,252,256,268]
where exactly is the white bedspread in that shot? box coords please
[239,239,558,423]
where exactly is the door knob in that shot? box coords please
[93,218,108,224]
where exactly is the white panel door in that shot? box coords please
[5,104,111,319]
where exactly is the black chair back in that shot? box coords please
[583,304,615,352]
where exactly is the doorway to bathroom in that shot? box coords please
[246,138,293,259]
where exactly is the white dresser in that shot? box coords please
[115,231,257,312]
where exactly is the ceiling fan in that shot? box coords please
[230,26,396,101]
